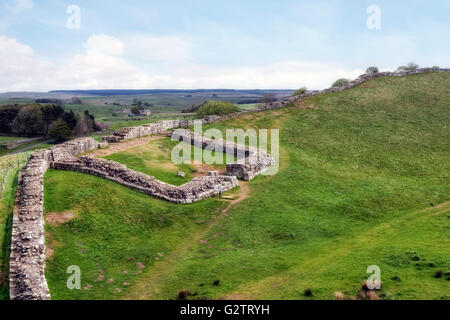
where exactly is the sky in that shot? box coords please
[1,0,450,92]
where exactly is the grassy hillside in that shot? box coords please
[3,72,449,300]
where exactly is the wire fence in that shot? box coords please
[0,152,30,200]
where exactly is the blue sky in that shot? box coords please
[1,0,450,91]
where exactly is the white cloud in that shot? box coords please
[84,34,124,56]
[147,61,363,90]
[5,0,33,13]
[0,34,150,91]
[125,35,192,64]
[0,34,363,92]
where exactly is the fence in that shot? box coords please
[0,152,30,200]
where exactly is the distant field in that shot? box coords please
[237,103,259,110]
[0,139,53,156]
[0,137,22,143]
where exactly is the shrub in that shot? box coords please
[131,106,142,115]
[332,78,351,88]
[260,93,276,104]
[304,288,313,297]
[397,62,419,72]
[366,66,379,74]
[195,101,238,118]
[178,289,189,300]
[434,270,443,278]
[48,119,72,142]
[291,87,307,97]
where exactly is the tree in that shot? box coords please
[131,106,142,115]
[195,101,239,118]
[332,78,351,88]
[366,66,379,74]
[74,110,96,136]
[132,98,143,106]
[397,62,419,72]
[11,105,45,135]
[62,110,78,130]
[260,93,276,104]
[48,119,72,142]
[40,104,64,133]
[292,87,307,97]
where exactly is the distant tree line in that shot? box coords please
[181,102,203,113]
[35,97,83,105]
[236,99,261,104]
[0,104,98,142]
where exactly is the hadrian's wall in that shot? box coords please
[101,120,181,142]
[51,157,238,204]
[172,129,275,181]
[9,138,100,300]
[9,68,449,300]
[10,121,246,299]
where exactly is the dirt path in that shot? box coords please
[86,135,165,157]
[425,201,450,216]
[123,182,250,300]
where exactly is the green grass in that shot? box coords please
[0,140,53,156]
[43,169,229,300]
[237,103,259,110]
[0,137,23,143]
[102,137,227,186]
[4,72,450,300]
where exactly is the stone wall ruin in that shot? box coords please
[9,67,450,300]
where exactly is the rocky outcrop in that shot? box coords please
[51,157,238,204]
[172,129,275,181]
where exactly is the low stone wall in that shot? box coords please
[51,157,238,203]
[101,120,181,143]
[9,138,100,300]
[172,129,275,181]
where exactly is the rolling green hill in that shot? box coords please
[1,72,449,300]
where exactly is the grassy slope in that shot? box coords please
[34,72,450,299]
[43,169,230,300]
